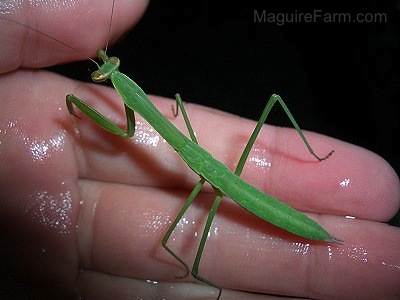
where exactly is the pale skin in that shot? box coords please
[1,0,400,299]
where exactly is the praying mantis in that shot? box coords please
[67,53,342,298]
[2,2,344,299]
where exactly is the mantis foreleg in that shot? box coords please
[66,94,136,138]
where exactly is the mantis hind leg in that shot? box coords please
[234,94,334,176]
[161,178,205,278]
[166,93,223,298]
[190,190,223,299]
[161,179,223,299]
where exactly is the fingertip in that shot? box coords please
[1,0,149,71]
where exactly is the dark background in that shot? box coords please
[50,1,400,225]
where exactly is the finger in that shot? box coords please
[1,67,398,223]
[77,180,400,299]
[3,67,397,221]
[78,271,282,299]
[0,0,148,72]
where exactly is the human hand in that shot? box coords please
[1,0,399,299]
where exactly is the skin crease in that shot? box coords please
[0,0,399,299]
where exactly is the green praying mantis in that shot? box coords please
[68,53,342,298]
[4,2,343,299]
